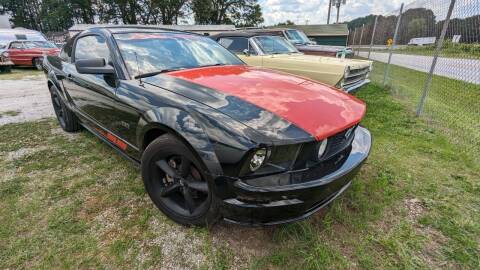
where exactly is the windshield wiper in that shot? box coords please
[197,63,226,68]
[134,68,182,79]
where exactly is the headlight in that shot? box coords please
[249,148,268,171]
[1,51,9,58]
[317,139,328,160]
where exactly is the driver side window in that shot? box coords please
[74,35,111,63]
[218,37,256,55]
[9,42,24,49]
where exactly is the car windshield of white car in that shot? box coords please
[253,36,299,55]
[285,30,310,45]
[114,32,244,78]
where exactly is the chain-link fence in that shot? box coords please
[349,0,480,161]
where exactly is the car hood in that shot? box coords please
[163,65,366,141]
[268,54,372,70]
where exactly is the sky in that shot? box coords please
[258,0,411,26]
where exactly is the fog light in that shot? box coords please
[317,139,328,160]
[249,148,267,171]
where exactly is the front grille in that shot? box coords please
[343,67,370,89]
[293,125,357,170]
[291,146,351,183]
[323,125,357,160]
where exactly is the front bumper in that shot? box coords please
[343,79,370,93]
[218,126,372,226]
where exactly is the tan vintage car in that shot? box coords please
[211,32,373,92]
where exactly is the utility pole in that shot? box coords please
[334,0,346,24]
[327,0,332,24]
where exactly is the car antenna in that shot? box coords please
[134,52,144,87]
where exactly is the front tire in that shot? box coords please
[141,134,219,226]
[49,85,81,132]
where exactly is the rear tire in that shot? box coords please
[33,58,43,70]
[49,85,81,132]
[141,134,220,226]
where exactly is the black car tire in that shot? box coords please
[33,58,43,70]
[141,134,220,226]
[49,85,81,132]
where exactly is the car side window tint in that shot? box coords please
[9,42,23,49]
[218,37,256,55]
[74,35,110,63]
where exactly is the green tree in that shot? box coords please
[158,0,188,24]
[191,0,263,25]
[232,1,263,27]
[407,18,426,39]
[275,20,295,26]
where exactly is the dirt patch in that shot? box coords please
[5,146,48,162]
[210,223,276,269]
[0,77,53,125]
[404,198,427,222]
[417,226,456,269]
[50,127,80,140]
[148,218,206,270]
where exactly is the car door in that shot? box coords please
[62,34,120,133]
[8,41,28,65]
[217,37,263,67]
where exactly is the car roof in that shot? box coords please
[211,30,285,39]
[80,25,204,36]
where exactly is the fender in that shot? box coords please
[138,107,224,178]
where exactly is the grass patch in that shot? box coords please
[0,67,42,80]
[0,84,479,269]
[369,60,480,163]
[0,110,20,118]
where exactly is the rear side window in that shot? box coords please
[74,35,110,62]
[218,37,256,54]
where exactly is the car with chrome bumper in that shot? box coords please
[211,31,372,93]
[43,26,372,226]
[0,50,14,73]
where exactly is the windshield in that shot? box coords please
[23,41,56,49]
[114,32,244,77]
[285,30,310,44]
[253,36,299,55]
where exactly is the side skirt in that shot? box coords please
[80,121,141,169]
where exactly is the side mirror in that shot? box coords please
[75,58,115,75]
[242,48,250,56]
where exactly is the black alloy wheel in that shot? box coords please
[51,89,66,128]
[141,134,218,226]
[49,85,81,132]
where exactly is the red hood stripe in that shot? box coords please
[168,65,366,141]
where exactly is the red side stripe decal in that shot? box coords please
[94,126,128,151]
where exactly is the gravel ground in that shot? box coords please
[0,75,53,125]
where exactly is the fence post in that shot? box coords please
[416,0,456,116]
[368,16,378,60]
[357,24,365,56]
[383,3,404,87]
[351,28,357,51]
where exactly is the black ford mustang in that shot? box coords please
[43,26,372,226]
